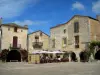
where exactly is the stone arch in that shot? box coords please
[70,51,77,62]
[79,51,89,62]
[6,50,21,62]
[95,50,100,60]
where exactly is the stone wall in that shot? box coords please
[1,26,28,50]
[28,31,50,53]
[67,16,90,51]
[89,18,100,41]
[50,25,65,51]
[50,16,90,53]
[96,15,100,22]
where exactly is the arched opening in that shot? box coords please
[79,51,89,62]
[61,51,69,62]
[7,50,21,62]
[95,50,100,60]
[70,52,77,62]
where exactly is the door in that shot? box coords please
[13,36,18,48]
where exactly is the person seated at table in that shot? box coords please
[58,57,61,62]
[46,56,49,63]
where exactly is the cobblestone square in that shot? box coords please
[0,62,100,75]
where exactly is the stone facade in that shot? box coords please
[96,15,100,22]
[50,15,100,57]
[89,18,100,41]
[0,15,100,58]
[0,23,28,51]
[28,30,50,53]
[50,24,65,51]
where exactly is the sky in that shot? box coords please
[0,0,100,35]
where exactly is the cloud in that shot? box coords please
[0,0,39,19]
[13,20,49,26]
[13,20,49,33]
[14,20,33,25]
[72,1,85,10]
[92,0,100,14]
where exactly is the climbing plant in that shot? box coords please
[1,49,9,62]
[89,41,100,59]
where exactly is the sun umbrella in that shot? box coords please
[47,50,64,54]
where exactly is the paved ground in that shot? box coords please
[0,62,100,75]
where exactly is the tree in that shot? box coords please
[63,51,69,59]
[89,41,100,60]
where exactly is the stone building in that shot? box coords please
[50,15,100,57]
[0,23,28,51]
[28,30,50,53]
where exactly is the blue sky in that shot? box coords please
[0,0,100,35]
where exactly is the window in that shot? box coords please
[75,36,79,48]
[35,36,39,42]
[52,39,55,48]
[64,29,66,33]
[14,27,18,32]
[62,38,67,47]
[74,22,79,33]
[63,38,67,44]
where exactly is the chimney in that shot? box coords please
[0,17,2,25]
[24,25,28,28]
[96,15,100,22]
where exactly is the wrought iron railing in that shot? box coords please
[33,42,43,49]
[10,44,21,49]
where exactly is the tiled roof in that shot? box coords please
[1,23,28,29]
[28,30,50,37]
[50,15,99,29]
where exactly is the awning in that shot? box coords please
[32,50,65,54]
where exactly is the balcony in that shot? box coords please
[75,44,79,48]
[33,42,43,49]
[10,44,21,50]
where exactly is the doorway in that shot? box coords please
[6,50,21,62]
[13,36,18,48]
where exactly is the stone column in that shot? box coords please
[76,51,80,62]
[69,54,71,62]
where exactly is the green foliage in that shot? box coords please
[89,41,100,59]
[1,49,9,62]
[63,51,69,58]
[89,41,100,49]
[79,51,90,62]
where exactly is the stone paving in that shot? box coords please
[0,62,100,75]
